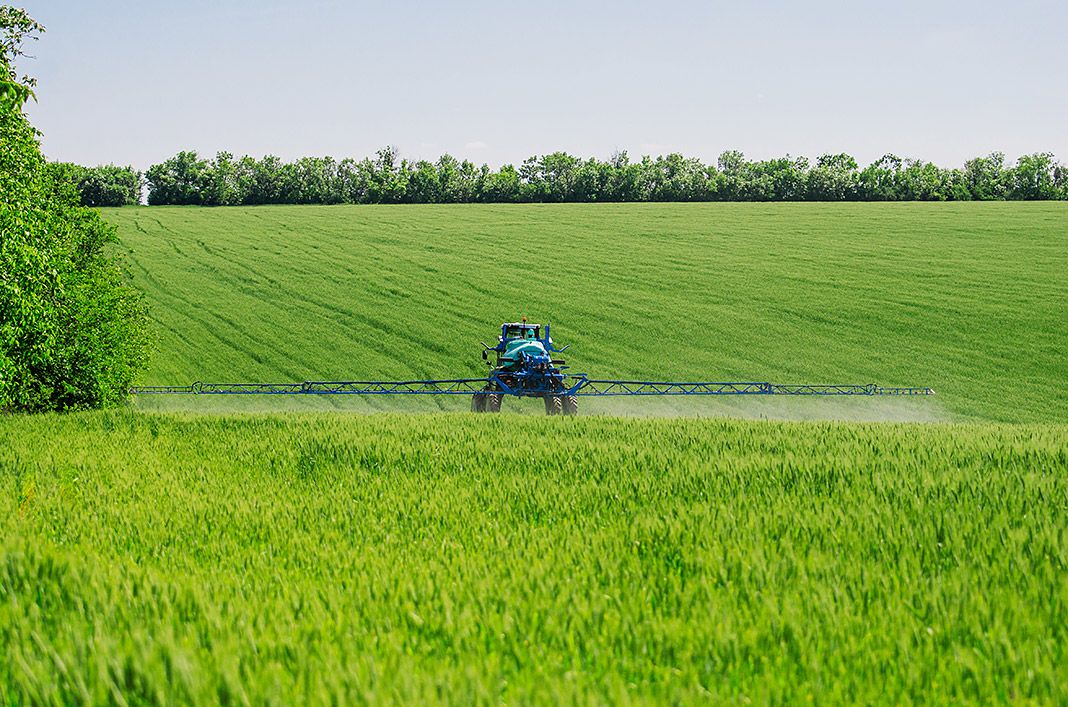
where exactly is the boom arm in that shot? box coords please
[131,376,933,397]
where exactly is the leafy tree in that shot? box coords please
[603,151,642,201]
[897,159,951,201]
[201,151,239,206]
[0,6,40,110]
[1007,153,1058,200]
[807,153,859,201]
[84,164,140,206]
[518,152,580,202]
[716,150,744,200]
[1,8,149,411]
[639,153,707,201]
[360,147,408,204]
[963,152,1006,200]
[1055,163,1068,200]
[544,152,581,201]
[232,155,259,204]
[50,163,141,206]
[572,158,611,202]
[292,157,337,204]
[456,159,482,203]
[406,160,440,203]
[479,164,521,203]
[435,154,463,203]
[335,157,366,204]
[518,156,547,202]
[942,168,972,201]
[858,154,902,201]
[251,155,286,204]
[145,151,211,205]
[737,157,806,201]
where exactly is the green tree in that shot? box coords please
[807,153,859,201]
[251,155,286,204]
[455,159,482,203]
[519,152,580,202]
[1055,163,1068,200]
[642,153,713,201]
[358,147,408,204]
[858,154,902,201]
[202,151,239,206]
[743,157,807,201]
[479,164,521,203]
[435,154,462,202]
[145,151,211,205]
[0,6,40,109]
[716,151,748,200]
[963,152,1006,200]
[604,151,642,201]
[572,157,611,202]
[1007,153,1058,200]
[406,160,437,203]
[89,165,139,205]
[897,159,950,201]
[0,8,149,411]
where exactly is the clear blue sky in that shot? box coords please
[18,0,1068,169]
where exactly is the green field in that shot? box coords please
[103,202,1067,423]
[3,203,1068,703]
[3,412,1066,703]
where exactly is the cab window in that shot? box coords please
[505,325,539,340]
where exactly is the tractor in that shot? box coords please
[471,319,578,415]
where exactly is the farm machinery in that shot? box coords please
[132,319,935,414]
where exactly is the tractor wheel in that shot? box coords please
[544,395,563,416]
[487,393,503,413]
[471,393,487,413]
[563,395,579,416]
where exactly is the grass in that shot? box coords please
[102,202,1068,423]
[2,411,1066,703]
[3,203,1065,703]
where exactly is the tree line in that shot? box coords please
[53,150,1068,207]
[131,148,1067,205]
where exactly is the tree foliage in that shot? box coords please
[0,6,40,110]
[49,163,141,206]
[0,8,149,412]
[144,149,1068,206]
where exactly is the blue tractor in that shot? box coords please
[472,319,579,415]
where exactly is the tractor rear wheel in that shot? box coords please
[471,393,487,412]
[544,395,563,416]
[487,393,503,413]
[563,395,579,416]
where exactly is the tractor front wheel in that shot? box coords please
[545,395,563,416]
[487,393,503,413]
[563,395,579,416]
[471,393,487,412]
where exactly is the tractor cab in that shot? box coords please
[501,322,540,342]
[482,320,564,370]
[492,322,548,370]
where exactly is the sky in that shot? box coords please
[15,0,1068,170]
